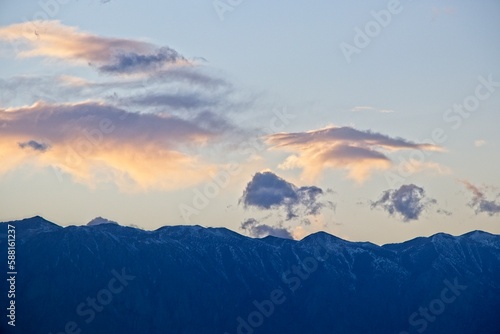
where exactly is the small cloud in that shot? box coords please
[436,208,453,216]
[351,106,394,113]
[98,47,187,75]
[240,218,293,239]
[474,140,487,147]
[431,6,457,21]
[461,180,500,216]
[18,140,50,152]
[127,223,144,230]
[371,184,436,222]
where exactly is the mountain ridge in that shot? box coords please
[2,216,497,245]
[0,216,499,334]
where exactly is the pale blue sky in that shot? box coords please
[0,0,499,244]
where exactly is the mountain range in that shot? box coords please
[0,216,499,334]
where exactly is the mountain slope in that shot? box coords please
[0,217,499,334]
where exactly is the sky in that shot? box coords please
[0,0,499,245]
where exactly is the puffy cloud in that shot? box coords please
[266,126,442,182]
[240,218,293,239]
[0,21,188,75]
[240,171,329,220]
[371,184,436,222]
[0,101,220,191]
[461,180,500,216]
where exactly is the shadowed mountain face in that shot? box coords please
[0,217,499,334]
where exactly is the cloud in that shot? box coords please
[240,218,293,239]
[18,140,50,152]
[240,171,329,220]
[0,21,188,75]
[474,140,487,147]
[0,66,235,113]
[0,101,221,191]
[436,209,453,216]
[351,106,394,113]
[97,47,186,75]
[461,180,500,216]
[371,184,436,222]
[266,126,442,182]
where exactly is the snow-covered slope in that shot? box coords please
[0,217,498,334]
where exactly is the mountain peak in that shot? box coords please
[87,217,119,226]
[5,216,61,232]
[461,230,498,245]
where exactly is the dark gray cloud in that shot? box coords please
[18,140,50,152]
[240,218,293,239]
[240,171,329,220]
[98,47,186,75]
[371,184,436,222]
[127,92,214,109]
[461,180,500,216]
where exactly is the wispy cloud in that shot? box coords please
[0,21,189,75]
[351,106,395,113]
[460,180,500,216]
[266,126,442,182]
[371,184,437,222]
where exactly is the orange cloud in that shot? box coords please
[0,21,189,75]
[266,126,443,183]
[0,101,218,191]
